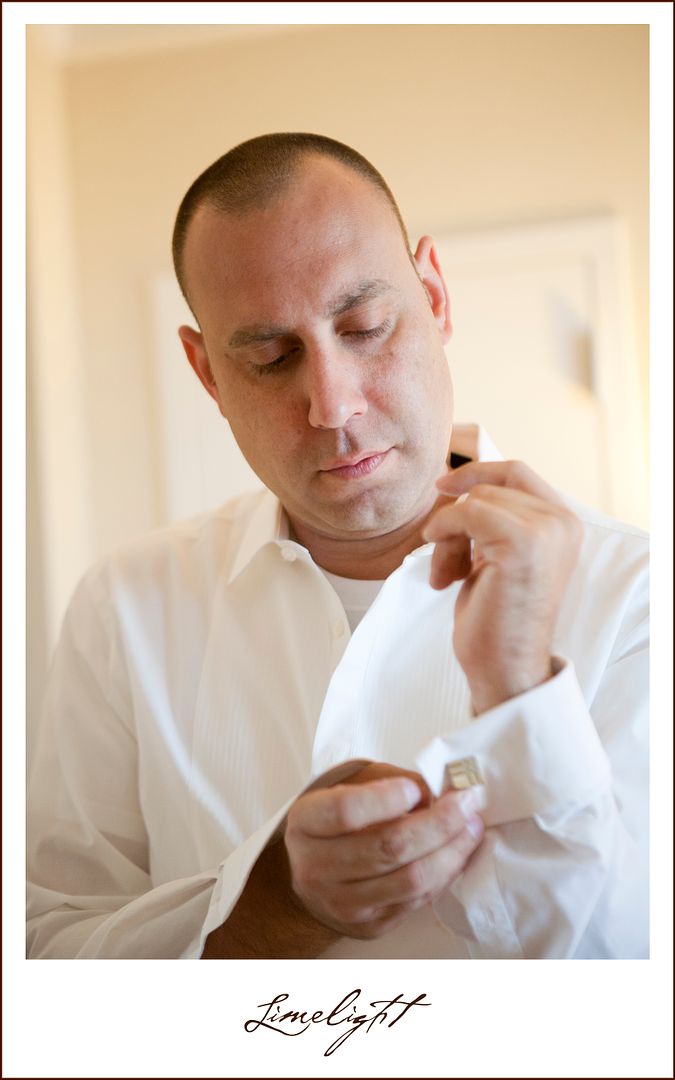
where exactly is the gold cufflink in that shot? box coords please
[444,756,483,790]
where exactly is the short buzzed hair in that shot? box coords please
[172,132,411,314]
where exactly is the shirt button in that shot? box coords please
[280,546,297,562]
[332,619,347,638]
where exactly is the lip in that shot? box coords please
[320,449,390,479]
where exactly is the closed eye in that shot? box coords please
[253,346,299,376]
[345,321,391,340]
[251,320,391,376]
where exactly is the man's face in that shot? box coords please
[179,156,454,543]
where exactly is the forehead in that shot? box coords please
[183,158,411,331]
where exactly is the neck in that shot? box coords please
[288,493,446,580]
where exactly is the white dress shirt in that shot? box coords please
[27,425,649,959]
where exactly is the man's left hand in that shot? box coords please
[423,460,583,714]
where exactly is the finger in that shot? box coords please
[434,482,568,527]
[425,490,541,590]
[289,775,422,839]
[424,486,581,567]
[320,787,485,881]
[451,482,572,527]
[341,763,433,808]
[437,459,568,509]
[338,815,484,918]
[428,537,473,590]
[422,491,522,546]
[333,895,432,941]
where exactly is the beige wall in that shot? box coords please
[27,29,94,753]
[27,22,649,694]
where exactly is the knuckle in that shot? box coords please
[437,795,464,833]
[338,897,372,926]
[456,823,482,858]
[283,830,301,865]
[401,858,426,896]
[323,891,352,923]
[505,459,527,482]
[440,849,468,887]
[411,893,434,913]
[329,898,352,923]
[351,909,395,940]
[376,826,407,865]
[293,861,318,893]
[350,919,388,940]
[434,827,481,884]
[531,520,554,550]
[365,919,398,940]
[374,901,423,936]
[331,789,358,833]
[542,509,582,555]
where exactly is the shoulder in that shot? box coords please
[74,488,271,611]
[556,494,649,665]
[566,495,648,588]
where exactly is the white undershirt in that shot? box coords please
[320,569,386,632]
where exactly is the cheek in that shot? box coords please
[223,384,305,462]
[371,330,449,411]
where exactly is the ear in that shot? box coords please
[412,236,452,344]
[177,325,226,414]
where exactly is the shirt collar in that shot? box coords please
[226,423,502,585]
[226,490,290,584]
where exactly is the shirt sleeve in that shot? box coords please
[26,572,372,959]
[26,571,285,960]
[415,586,649,959]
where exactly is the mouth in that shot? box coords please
[319,449,391,480]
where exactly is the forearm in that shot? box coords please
[201,838,340,959]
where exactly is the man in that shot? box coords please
[27,133,649,959]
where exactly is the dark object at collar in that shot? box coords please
[448,451,472,469]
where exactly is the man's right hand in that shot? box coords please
[284,763,484,940]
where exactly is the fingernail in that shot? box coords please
[401,779,421,808]
[465,814,484,841]
[458,788,481,817]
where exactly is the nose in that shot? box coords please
[305,346,368,430]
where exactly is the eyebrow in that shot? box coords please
[326,278,394,318]
[226,279,395,350]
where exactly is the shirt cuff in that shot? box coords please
[415,657,611,826]
[197,758,374,953]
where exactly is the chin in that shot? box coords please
[322,493,420,537]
